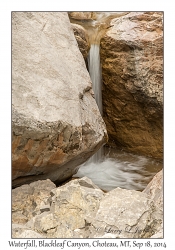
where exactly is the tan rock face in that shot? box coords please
[12,12,107,187]
[71,23,90,59]
[69,12,93,21]
[143,170,163,238]
[12,224,44,238]
[100,12,163,159]
[12,179,56,223]
[12,177,163,238]
[143,170,163,211]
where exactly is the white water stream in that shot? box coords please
[87,44,103,163]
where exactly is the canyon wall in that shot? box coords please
[100,12,163,159]
[12,12,107,188]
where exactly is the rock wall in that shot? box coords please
[12,12,107,187]
[12,173,163,238]
[100,12,163,159]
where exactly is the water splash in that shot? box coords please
[73,151,162,192]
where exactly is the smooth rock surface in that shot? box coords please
[12,12,107,187]
[100,12,163,159]
[71,23,90,59]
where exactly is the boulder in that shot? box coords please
[12,177,163,238]
[12,179,56,223]
[71,23,90,59]
[12,12,107,187]
[78,187,163,238]
[143,170,163,210]
[12,224,44,238]
[143,169,163,238]
[25,177,104,238]
[100,12,163,159]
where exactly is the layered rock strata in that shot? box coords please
[12,12,107,187]
[100,12,163,159]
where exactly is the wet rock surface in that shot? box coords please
[100,12,163,159]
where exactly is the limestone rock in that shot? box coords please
[100,12,163,159]
[12,12,107,187]
[88,187,163,238]
[12,179,55,223]
[12,224,44,238]
[71,23,90,59]
[150,228,163,238]
[69,12,93,21]
[12,177,163,238]
[143,170,163,211]
[25,177,104,238]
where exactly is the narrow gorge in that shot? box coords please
[12,12,163,239]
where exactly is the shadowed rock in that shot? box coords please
[100,12,163,159]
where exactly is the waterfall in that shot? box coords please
[72,13,163,192]
[88,44,102,115]
[87,44,103,163]
[74,43,162,192]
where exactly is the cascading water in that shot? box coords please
[88,44,102,115]
[72,12,163,192]
[87,44,103,163]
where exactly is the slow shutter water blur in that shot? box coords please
[72,12,163,192]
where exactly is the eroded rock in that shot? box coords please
[12,12,107,187]
[143,169,163,238]
[100,12,163,159]
[143,170,163,210]
[77,187,163,238]
[12,177,163,238]
[12,179,55,223]
[25,177,104,238]
[69,12,93,21]
[12,224,44,238]
[71,23,90,59]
